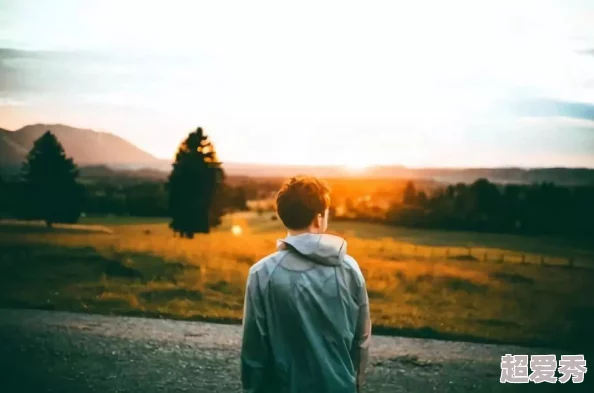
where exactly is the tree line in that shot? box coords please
[383,179,594,237]
[0,128,247,237]
[1,128,593,239]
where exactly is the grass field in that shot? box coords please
[1,214,593,352]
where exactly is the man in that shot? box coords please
[241,175,372,393]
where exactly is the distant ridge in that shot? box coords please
[1,124,594,185]
[0,124,169,169]
[221,163,594,185]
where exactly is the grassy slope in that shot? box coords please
[1,215,593,351]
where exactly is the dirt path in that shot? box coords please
[0,309,588,392]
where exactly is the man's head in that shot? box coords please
[276,175,331,234]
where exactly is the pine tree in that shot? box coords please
[417,190,428,207]
[402,181,417,206]
[21,131,83,227]
[167,127,225,237]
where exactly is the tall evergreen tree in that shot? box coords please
[21,131,83,227]
[167,127,224,238]
[402,181,417,206]
[416,190,428,207]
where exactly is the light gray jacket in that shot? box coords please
[241,233,372,393]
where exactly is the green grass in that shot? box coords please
[1,214,593,351]
[240,212,594,267]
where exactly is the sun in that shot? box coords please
[231,225,243,236]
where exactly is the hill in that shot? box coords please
[222,163,594,185]
[77,165,170,184]
[364,166,594,186]
[2,124,594,185]
[0,124,168,169]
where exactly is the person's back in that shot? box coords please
[241,176,372,393]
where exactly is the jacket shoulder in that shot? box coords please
[248,250,289,276]
[342,254,365,284]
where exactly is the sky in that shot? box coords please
[1,0,594,168]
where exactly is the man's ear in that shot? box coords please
[313,213,323,229]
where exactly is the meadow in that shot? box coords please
[1,213,593,352]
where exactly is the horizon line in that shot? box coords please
[4,123,594,171]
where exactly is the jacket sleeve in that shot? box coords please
[240,270,270,393]
[351,275,371,392]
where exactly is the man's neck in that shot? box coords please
[287,228,318,237]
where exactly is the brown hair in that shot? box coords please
[275,175,331,230]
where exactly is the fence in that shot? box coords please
[374,243,592,269]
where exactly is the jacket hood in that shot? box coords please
[276,233,347,266]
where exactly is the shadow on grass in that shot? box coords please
[441,276,487,293]
[2,241,593,355]
[491,271,535,285]
[448,254,479,262]
[0,243,201,311]
[207,280,243,296]
[0,243,199,281]
[140,288,203,302]
[395,272,488,294]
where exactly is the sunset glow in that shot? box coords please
[231,225,243,236]
[343,162,370,173]
[1,0,594,167]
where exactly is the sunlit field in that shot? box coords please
[1,214,593,352]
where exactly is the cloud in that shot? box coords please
[516,116,594,129]
[577,48,594,56]
[511,116,594,158]
[510,98,594,122]
[0,97,28,106]
[0,48,102,61]
[0,47,221,108]
[0,48,115,95]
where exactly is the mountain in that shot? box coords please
[0,128,29,165]
[0,124,169,169]
[359,166,594,185]
[2,124,594,185]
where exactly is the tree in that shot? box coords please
[167,127,224,238]
[0,174,6,217]
[469,178,501,228]
[417,190,428,207]
[224,185,248,212]
[21,131,83,227]
[126,182,168,217]
[402,181,417,206]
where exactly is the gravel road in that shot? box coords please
[0,309,589,392]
